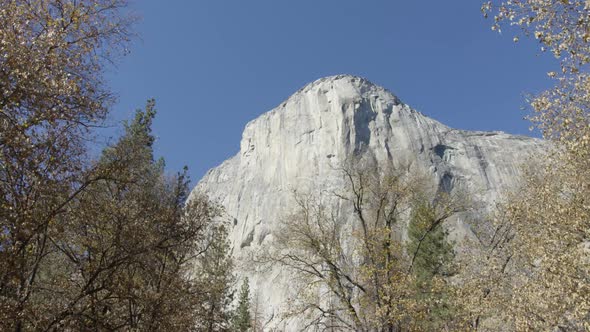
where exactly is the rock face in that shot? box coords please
[192,75,545,330]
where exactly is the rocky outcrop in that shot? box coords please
[192,75,545,330]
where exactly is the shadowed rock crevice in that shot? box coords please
[433,144,456,160]
[240,228,255,249]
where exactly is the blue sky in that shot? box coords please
[104,0,558,181]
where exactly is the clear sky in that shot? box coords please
[104,0,558,182]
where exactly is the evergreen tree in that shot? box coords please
[232,278,252,332]
[195,222,235,332]
[407,199,455,330]
[407,200,454,281]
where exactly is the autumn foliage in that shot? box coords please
[0,1,234,331]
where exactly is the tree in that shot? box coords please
[0,1,237,331]
[193,221,235,332]
[249,289,265,332]
[408,200,455,282]
[465,1,590,330]
[81,101,235,331]
[0,97,236,331]
[407,199,456,331]
[260,159,466,331]
[0,1,132,330]
[463,160,590,330]
[232,278,253,332]
[66,102,235,331]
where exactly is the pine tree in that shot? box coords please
[407,199,456,330]
[407,200,454,282]
[232,278,252,332]
[194,221,235,332]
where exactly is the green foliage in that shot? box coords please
[194,222,235,332]
[99,99,159,180]
[407,199,456,330]
[232,278,253,332]
[407,200,454,282]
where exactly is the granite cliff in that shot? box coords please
[192,75,545,330]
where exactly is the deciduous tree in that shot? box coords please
[261,159,466,331]
[466,1,590,329]
[0,1,132,329]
